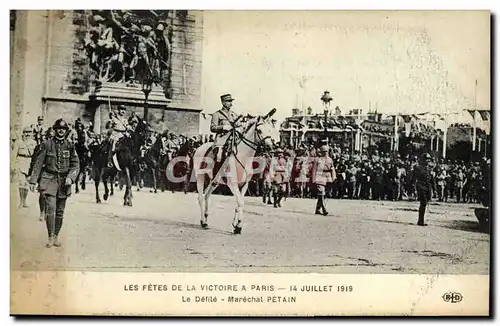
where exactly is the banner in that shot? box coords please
[467,110,477,120]
[405,123,411,137]
[401,115,413,123]
[478,110,490,121]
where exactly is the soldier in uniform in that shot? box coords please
[29,119,80,248]
[261,152,273,205]
[210,94,241,162]
[413,153,433,226]
[29,127,55,221]
[108,105,132,167]
[11,127,37,208]
[33,116,45,145]
[312,145,335,215]
[271,148,288,208]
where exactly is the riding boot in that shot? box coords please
[45,217,55,248]
[18,188,23,207]
[21,188,28,207]
[38,194,45,221]
[273,191,278,208]
[315,195,323,214]
[320,195,328,215]
[53,218,63,247]
[276,191,282,208]
[417,202,427,226]
[266,189,272,204]
[216,148,223,163]
[108,141,116,168]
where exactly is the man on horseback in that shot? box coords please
[108,105,132,167]
[210,94,242,163]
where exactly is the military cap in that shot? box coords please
[319,145,329,152]
[220,94,235,102]
[421,153,432,160]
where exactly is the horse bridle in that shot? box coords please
[224,117,272,170]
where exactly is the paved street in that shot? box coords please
[11,184,489,274]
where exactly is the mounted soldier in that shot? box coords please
[108,105,132,167]
[210,94,242,163]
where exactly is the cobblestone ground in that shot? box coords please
[11,184,490,274]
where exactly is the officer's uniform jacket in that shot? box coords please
[110,115,130,140]
[210,107,239,147]
[312,156,336,186]
[33,124,44,144]
[29,137,80,198]
[12,138,37,175]
[271,156,289,184]
[414,164,433,193]
[261,157,272,184]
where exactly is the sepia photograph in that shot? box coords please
[9,8,491,316]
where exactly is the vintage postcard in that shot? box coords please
[9,9,490,316]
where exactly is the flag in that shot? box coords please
[401,114,412,123]
[467,109,477,119]
[405,123,411,137]
[478,110,490,121]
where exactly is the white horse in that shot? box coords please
[192,109,278,234]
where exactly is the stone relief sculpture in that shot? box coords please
[83,10,172,86]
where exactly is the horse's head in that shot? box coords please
[252,108,279,149]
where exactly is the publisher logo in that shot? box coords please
[442,292,463,303]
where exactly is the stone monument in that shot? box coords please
[10,10,203,137]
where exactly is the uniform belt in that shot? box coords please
[18,154,31,158]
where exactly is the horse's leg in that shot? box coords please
[108,171,114,196]
[75,171,80,193]
[229,182,247,234]
[151,164,157,193]
[124,167,132,206]
[94,168,102,203]
[183,166,191,194]
[136,169,141,192]
[103,170,110,201]
[81,163,87,190]
[196,174,207,227]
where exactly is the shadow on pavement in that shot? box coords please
[369,219,417,226]
[436,219,489,234]
[370,218,490,235]
[105,214,234,236]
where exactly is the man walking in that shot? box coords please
[413,153,433,226]
[312,145,335,215]
[29,118,80,248]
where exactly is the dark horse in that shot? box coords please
[137,133,160,193]
[167,138,198,194]
[75,128,89,194]
[89,137,117,203]
[90,119,148,206]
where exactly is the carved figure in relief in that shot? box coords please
[83,10,172,85]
